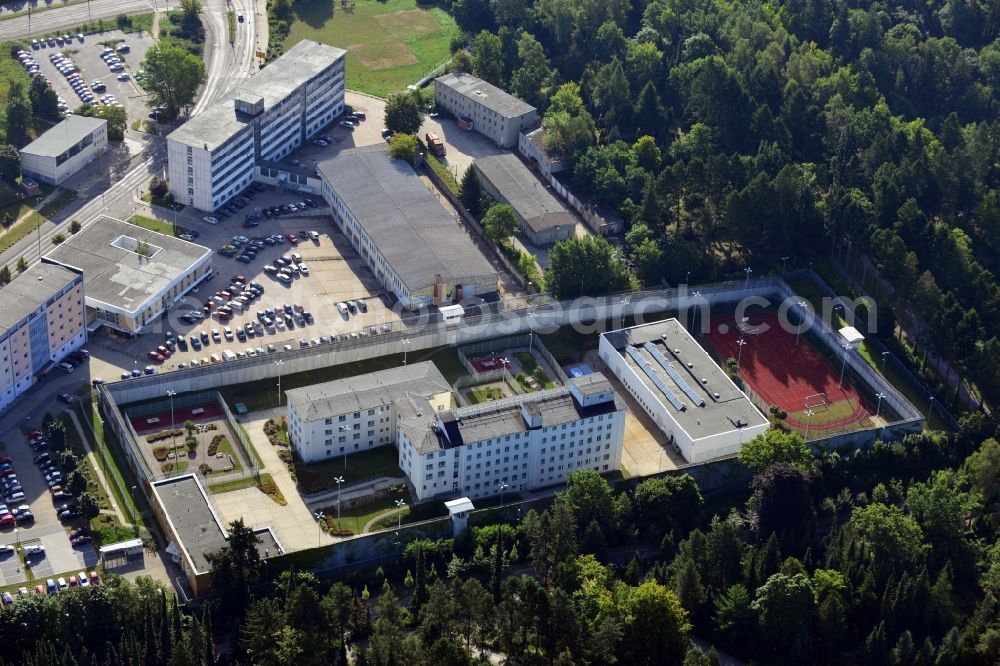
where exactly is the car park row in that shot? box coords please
[0,571,101,605]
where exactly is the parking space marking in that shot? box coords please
[0,551,26,586]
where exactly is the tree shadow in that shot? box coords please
[292,0,334,30]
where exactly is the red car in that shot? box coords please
[0,514,14,527]
[89,571,100,586]
[231,274,246,283]
[0,457,11,465]
[285,234,299,245]
[147,351,164,362]
[28,430,41,439]
[157,345,172,357]
[0,468,16,478]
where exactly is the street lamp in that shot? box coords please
[838,343,851,389]
[395,499,406,529]
[736,337,747,371]
[804,409,815,440]
[781,256,789,274]
[795,301,808,346]
[402,339,411,365]
[744,267,753,288]
[527,312,536,352]
[274,360,284,406]
[881,351,890,374]
[497,481,508,511]
[334,475,344,525]
[928,396,936,419]
[129,485,138,526]
[314,511,324,547]
[875,392,885,419]
[620,297,629,330]
[166,390,177,471]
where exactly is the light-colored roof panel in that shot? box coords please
[0,263,80,334]
[44,216,211,314]
[436,72,536,119]
[20,115,106,158]
[316,145,497,291]
[474,153,575,233]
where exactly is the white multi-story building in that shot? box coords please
[285,362,452,464]
[20,115,107,185]
[398,373,625,502]
[0,262,85,412]
[166,40,345,212]
[599,319,769,463]
[435,72,538,148]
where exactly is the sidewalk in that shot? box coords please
[303,475,406,510]
[63,406,128,525]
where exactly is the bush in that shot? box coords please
[259,475,287,505]
[152,446,169,461]
[207,434,225,456]
[198,463,211,475]
[161,462,174,473]
[185,438,197,452]
[146,429,184,443]
[150,176,168,198]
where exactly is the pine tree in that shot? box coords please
[460,167,485,216]
[159,592,172,664]
[203,609,215,666]
[491,533,504,605]
[865,621,888,665]
[413,545,428,615]
[890,630,915,665]
[143,601,157,666]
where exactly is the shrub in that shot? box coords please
[198,463,211,475]
[161,462,174,473]
[259,475,287,505]
[277,449,292,463]
[150,176,168,198]
[186,438,197,452]
[207,434,225,456]
[152,446,169,461]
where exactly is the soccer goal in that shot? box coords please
[804,393,829,410]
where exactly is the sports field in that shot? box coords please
[283,0,459,98]
[704,313,871,433]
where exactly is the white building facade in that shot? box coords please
[398,375,626,502]
[167,40,345,212]
[434,72,538,148]
[20,116,107,185]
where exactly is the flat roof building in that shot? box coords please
[286,361,452,464]
[0,262,85,412]
[518,126,565,179]
[599,320,769,463]
[473,153,576,246]
[167,40,346,212]
[45,216,213,335]
[317,145,498,309]
[149,474,228,597]
[20,115,108,185]
[399,373,626,502]
[435,72,538,148]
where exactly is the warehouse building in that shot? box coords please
[19,115,107,185]
[434,72,538,148]
[166,40,346,212]
[317,145,498,309]
[399,373,626,502]
[45,216,213,335]
[0,262,85,412]
[473,153,577,246]
[286,361,452,464]
[599,320,769,463]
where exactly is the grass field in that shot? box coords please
[283,0,458,97]
[294,444,401,494]
[127,214,176,236]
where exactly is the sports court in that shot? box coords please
[470,355,511,374]
[128,402,224,434]
[703,313,870,431]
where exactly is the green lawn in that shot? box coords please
[85,400,141,523]
[0,188,75,255]
[127,214,176,236]
[209,476,258,494]
[283,0,458,97]
[469,386,506,404]
[319,485,409,536]
[294,445,401,494]
[215,437,244,474]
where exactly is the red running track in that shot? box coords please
[129,402,224,433]
[703,313,869,430]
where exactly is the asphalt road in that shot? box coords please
[193,0,262,114]
[0,0,179,41]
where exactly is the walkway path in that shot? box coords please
[64,406,128,525]
[363,506,406,534]
[303,475,406,511]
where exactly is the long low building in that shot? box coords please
[286,361,451,464]
[20,115,108,185]
[167,40,346,212]
[317,145,498,309]
[0,262,85,412]
[599,320,769,463]
[473,153,576,246]
[45,216,213,335]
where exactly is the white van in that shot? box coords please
[58,362,74,373]
[337,302,349,316]
[222,349,236,361]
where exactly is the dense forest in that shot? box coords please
[6,414,996,665]
[432,0,1000,408]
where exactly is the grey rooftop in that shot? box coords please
[0,263,80,334]
[474,153,575,233]
[602,320,768,438]
[45,216,211,314]
[436,72,537,119]
[286,360,450,422]
[19,115,106,158]
[316,145,497,291]
[151,475,228,574]
[167,40,346,152]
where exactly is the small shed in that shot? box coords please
[445,497,475,537]
[838,326,865,349]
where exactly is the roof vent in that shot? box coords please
[416,411,422,417]
[674,349,681,354]
[687,362,694,368]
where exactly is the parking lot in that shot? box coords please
[0,416,98,588]
[28,29,155,124]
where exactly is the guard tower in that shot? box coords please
[444,497,474,537]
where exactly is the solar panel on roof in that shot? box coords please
[643,343,706,407]
[626,346,686,411]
